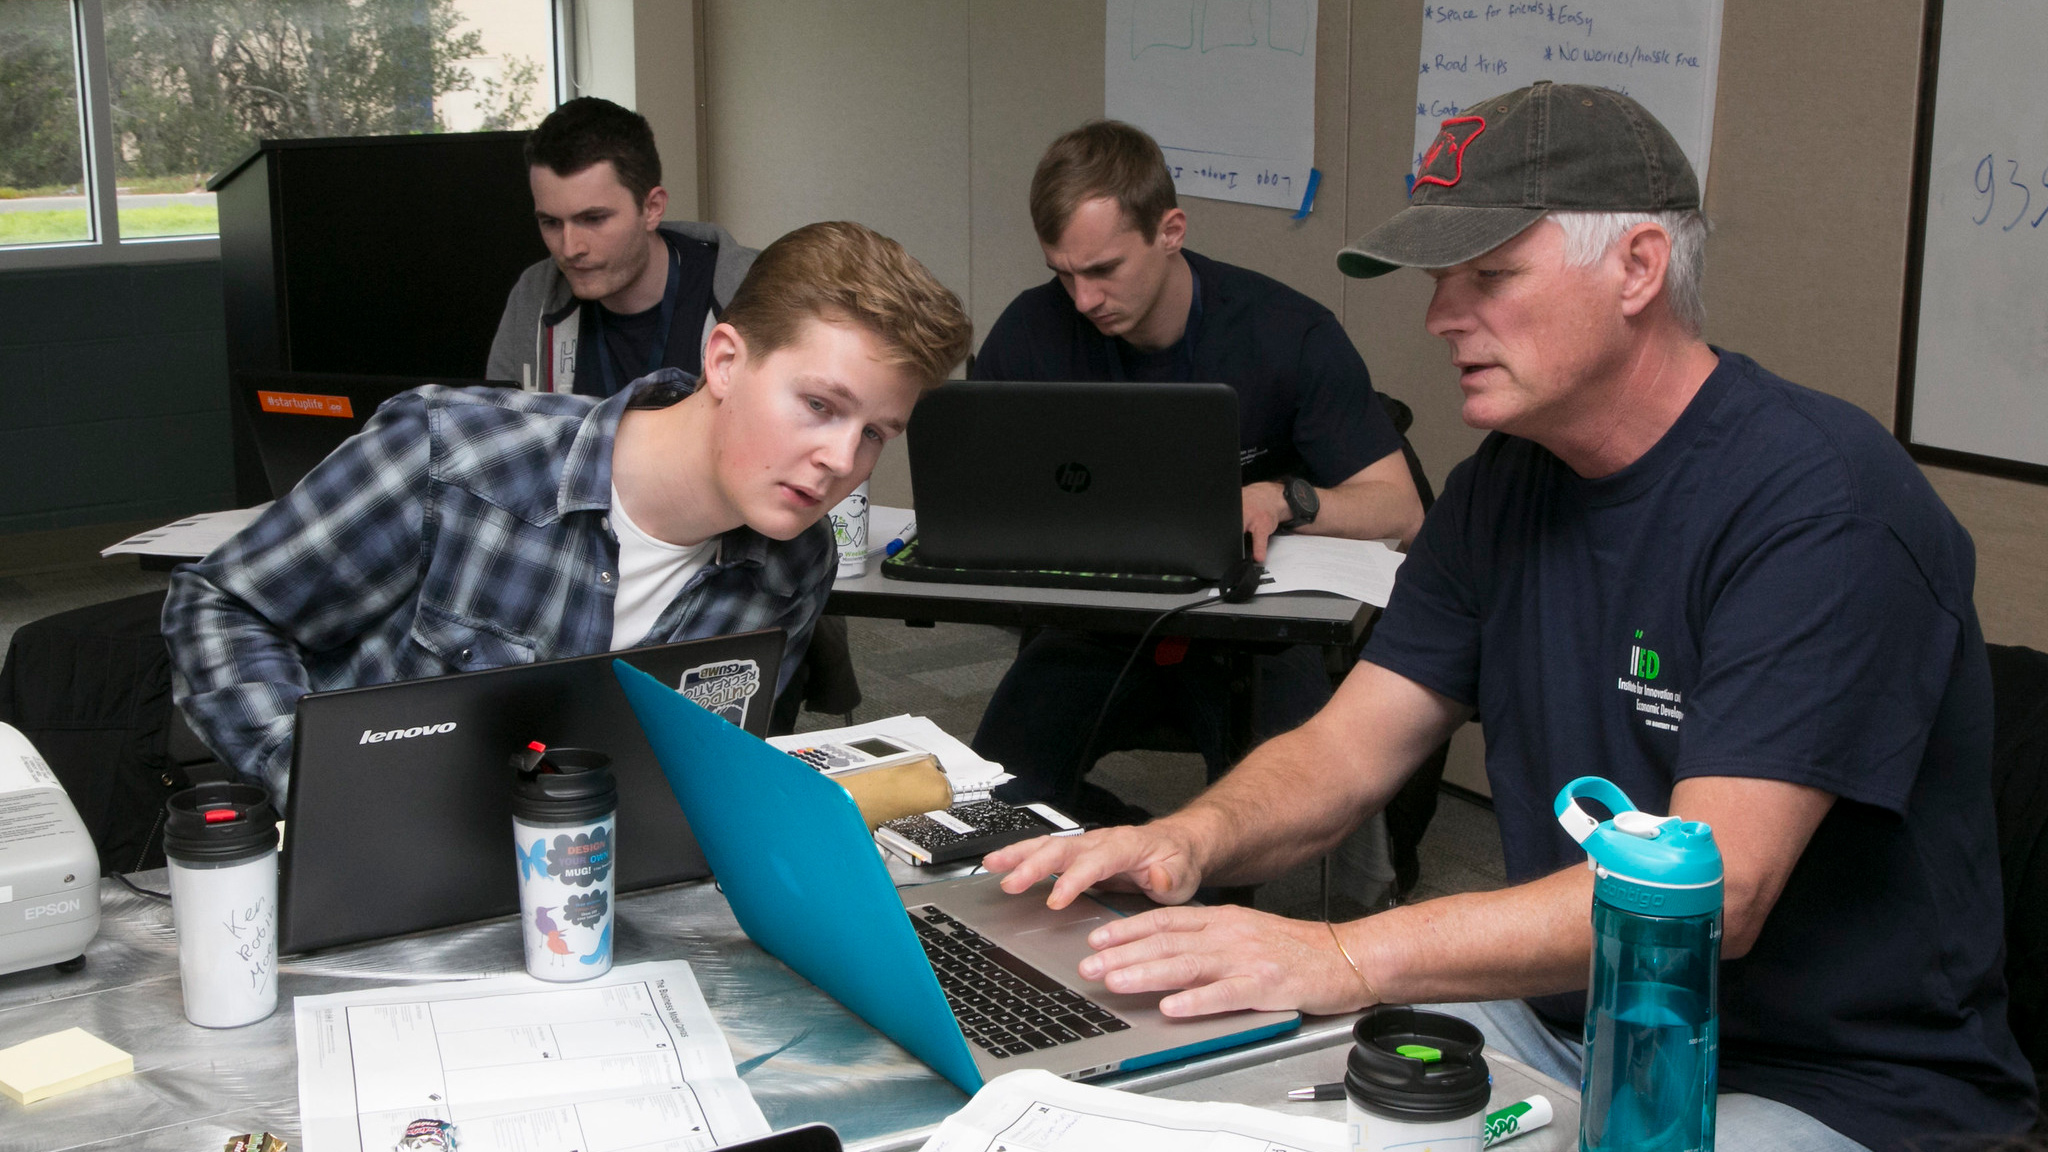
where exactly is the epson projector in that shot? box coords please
[0,722,99,975]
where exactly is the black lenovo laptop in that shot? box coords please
[236,371,512,498]
[278,629,784,953]
[892,380,1244,592]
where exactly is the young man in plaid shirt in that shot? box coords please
[165,221,970,799]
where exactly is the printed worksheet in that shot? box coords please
[918,1069,1343,1152]
[296,961,769,1152]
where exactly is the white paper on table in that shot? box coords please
[870,504,916,555]
[99,504,271,559]
[918,1068,1344,1152]
[1257,535,1404,607]
[1412,0,1723,184]
[295,960,769,1152]
[1105,0,1320,211]
[770,714,1012,799]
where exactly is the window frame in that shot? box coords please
[0,0,215,270]
[0,0,577,271]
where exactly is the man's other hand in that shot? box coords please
[984,823,1205,909]
[1241,481,1291,563]
[1079,904,1375,1017]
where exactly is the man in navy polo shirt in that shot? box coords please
[971,120,1424,831]
[985,85,2036,1151]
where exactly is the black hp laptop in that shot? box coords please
[278,629,783,953]
[891,380,1243,592]
[236,371,512,498]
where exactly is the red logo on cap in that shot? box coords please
[1415,115,1487,191]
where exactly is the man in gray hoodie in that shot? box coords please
[488,97,756,395]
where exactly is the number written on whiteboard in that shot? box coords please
[1971,153,2048,231]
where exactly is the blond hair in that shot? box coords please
[1028,120,1179,245]
[721,221,970,388]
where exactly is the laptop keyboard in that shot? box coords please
[909,904,1131,1059]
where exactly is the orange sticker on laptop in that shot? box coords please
[257,390,354,418]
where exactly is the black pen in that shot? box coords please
[1285,1081,1344,1101]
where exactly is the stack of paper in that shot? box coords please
[1259,535,1405,607]
[769,715,1012,799]
[296,961,769,1152]
[920,1068,1344,1152]
[100,505,271,560]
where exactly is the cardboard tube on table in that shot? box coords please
[834,755,953,829]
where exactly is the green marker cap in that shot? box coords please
[1394,1044,1442,1062]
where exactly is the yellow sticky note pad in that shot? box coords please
[0,1027,134,1105]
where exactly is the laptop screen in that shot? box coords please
[279,629,783,954]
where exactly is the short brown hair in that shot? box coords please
[526,97,662,206]
[1028,120,1178,245]
[721,221,971,389]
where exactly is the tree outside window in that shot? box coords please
[0,0,551,250]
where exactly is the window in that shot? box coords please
[0,0,555,266]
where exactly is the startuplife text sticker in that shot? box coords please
[257,390,355,418]
[679,659,763,728]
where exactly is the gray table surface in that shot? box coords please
[824,551,1376,648]
[0,871,1574,1152]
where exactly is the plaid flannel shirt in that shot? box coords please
[163,379,833,798]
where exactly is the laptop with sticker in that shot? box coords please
[614,660,1300,1093]
[279,629,783,953]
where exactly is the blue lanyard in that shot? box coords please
[1106,264,1203,383]
[593,240,683,396]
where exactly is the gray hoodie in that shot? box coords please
[486,219,758,390]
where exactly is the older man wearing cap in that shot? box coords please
[984,83,2037,1150]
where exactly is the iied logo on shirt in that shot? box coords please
[1629,640,1660,679]
[1617,629,1684,734]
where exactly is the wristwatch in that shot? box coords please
[1281,476,1320,528]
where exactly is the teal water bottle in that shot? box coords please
[1555,777,1723,1152]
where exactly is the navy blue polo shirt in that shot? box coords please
[1364,350,2037,1150]
[972,249,1402,486]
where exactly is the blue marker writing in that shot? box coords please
[883,520,918,557]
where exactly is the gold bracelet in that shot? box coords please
[1325,920,1382,1006]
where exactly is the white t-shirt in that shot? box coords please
[608,484,716,650]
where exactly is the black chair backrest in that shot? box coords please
[1377,394,1437,512]
[1987,642,2048,1103]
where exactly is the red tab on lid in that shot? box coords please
[203,808,240,824]
[527,741,547,752]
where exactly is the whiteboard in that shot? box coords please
[1105,0,1319,211]
[1901,0,2048,477]
[1412,0,1723,185]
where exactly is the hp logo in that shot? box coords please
[1054,463,1092,493]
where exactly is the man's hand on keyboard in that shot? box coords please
[1077,903,1371,1017]
[984,822,1204,910]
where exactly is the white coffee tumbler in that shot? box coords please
[826,481,871,579]
[1345,1005,1491,1151]
[164,783,281,1028]
[511,745,617,981]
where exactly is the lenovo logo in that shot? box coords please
[24,898,81,920]
[360,722,458,745]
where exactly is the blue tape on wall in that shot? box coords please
[1291,168,1322,219]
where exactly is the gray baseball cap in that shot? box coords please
[1337,81,1699,279]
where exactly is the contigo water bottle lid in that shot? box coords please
[1554,776,1723,917]
[164,782,280,863]
[511,744,617,823]
[1343,1005,1492,1122]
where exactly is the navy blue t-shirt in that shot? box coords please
[972,249,1402,486]
[1364,350,2036,1149]
[572,231,719,397]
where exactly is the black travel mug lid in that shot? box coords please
[510,744,617,823]
[164,782,280,864]
[1344,1004,1492,1122]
